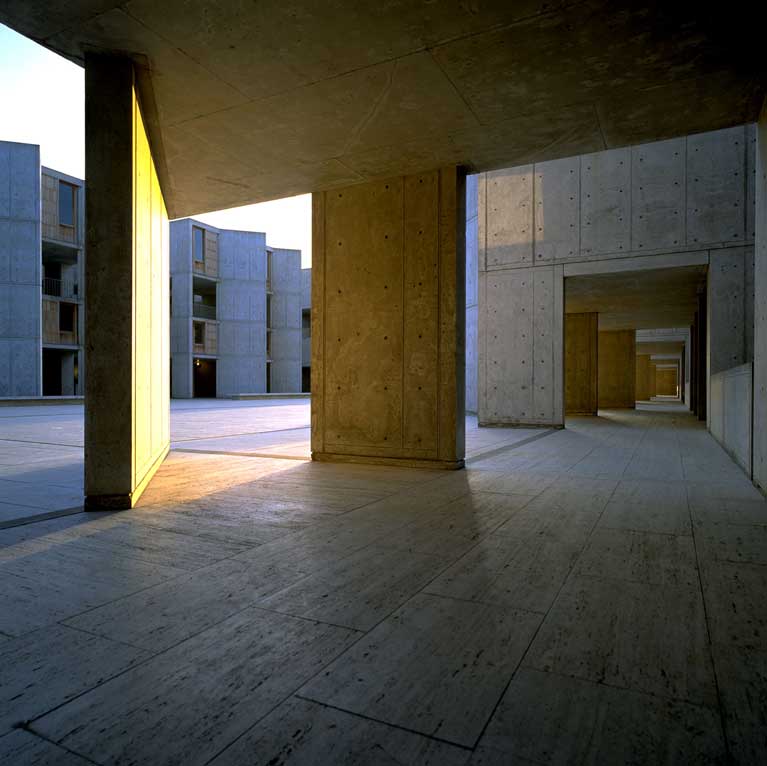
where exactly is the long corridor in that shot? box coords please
[1,406,765,764]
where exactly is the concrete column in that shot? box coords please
[707,247,753,424]
[690,319,698,413]
[755,98,767,493]
[311,167,465,469]
[696,293,707,420]
[565,312,598,414]
[84,54,170,508]
[465,174,478,414]
[598,330,636,408]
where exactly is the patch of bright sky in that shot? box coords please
[0,24,312,266]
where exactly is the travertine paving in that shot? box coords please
[0,406,765,764]
[0,398,541,523]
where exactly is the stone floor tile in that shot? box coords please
[472,668,725,765]
[301,593,542,747]
[529,476,619,510]
[425,527,585,613]
[622,454,685,481]
[46,519,254,571]
[34,608,358,766]
[575,528,698,586]
[259,544,450,631]
[564,447,633,479]
[700,561,767,650]
[695,522,767,566]
[64,553,321,652]
[473,470,560,497]
[0,624,148,734]
[690,497,767,527]
[687,480,765,504]
[525,575,717,705]
[0,729,92,765]
[712,644,767,765]
[209,697,470,766]
[0,545,185,635]
[598,498,692,536]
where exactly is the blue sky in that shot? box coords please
[0,24,311,265]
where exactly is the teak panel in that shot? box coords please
[565,312,598,414]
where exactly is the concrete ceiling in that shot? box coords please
[565,264,707,330]
[1,2,764,218]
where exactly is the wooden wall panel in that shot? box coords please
[598,330,636,408]
[565,312,598,414]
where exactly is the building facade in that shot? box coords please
[0,141,307,399]
[0,140,85,397]
[170,218,303,398]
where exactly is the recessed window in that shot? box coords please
[193,227,205,263]
[193,321,205,345]
[59,182,75,227]
[59,302,75,332]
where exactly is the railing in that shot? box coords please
[42,277,78,299]
[192,303,216,320]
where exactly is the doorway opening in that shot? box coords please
[563,264,708,418]
[193,357,216,398]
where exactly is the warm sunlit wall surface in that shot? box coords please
[133,87,170,498]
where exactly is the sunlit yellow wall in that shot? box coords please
[131,88,170,497]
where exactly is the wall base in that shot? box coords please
[478,421,564,429]
[312,451,464,471]
[85,443,169,510]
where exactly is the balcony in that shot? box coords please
[192,303,216,320]
[42,277,79,299]
[193,320,217,356]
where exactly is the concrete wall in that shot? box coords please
[0,141,41,396]
[598,330,636,408]
[218,229,267,396]
[564,312,598,414]
[41,166,86,397]
[710,362,753,477]
[170,219,193,398]
[312,167,465,468]
[301,267,311,369]
[269,247,301,392]
[473,125,755,427]
[84,56,169,508]
[755,100,767,493]
[466,173,478,413]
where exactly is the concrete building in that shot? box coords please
[470,125,756,461]
[301,267,311,392]
[2,4,767,763]
[170,218,302,398]
[0,140,85,397]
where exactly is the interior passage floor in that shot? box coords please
[0,398,543,525]
[1,407,766,764]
